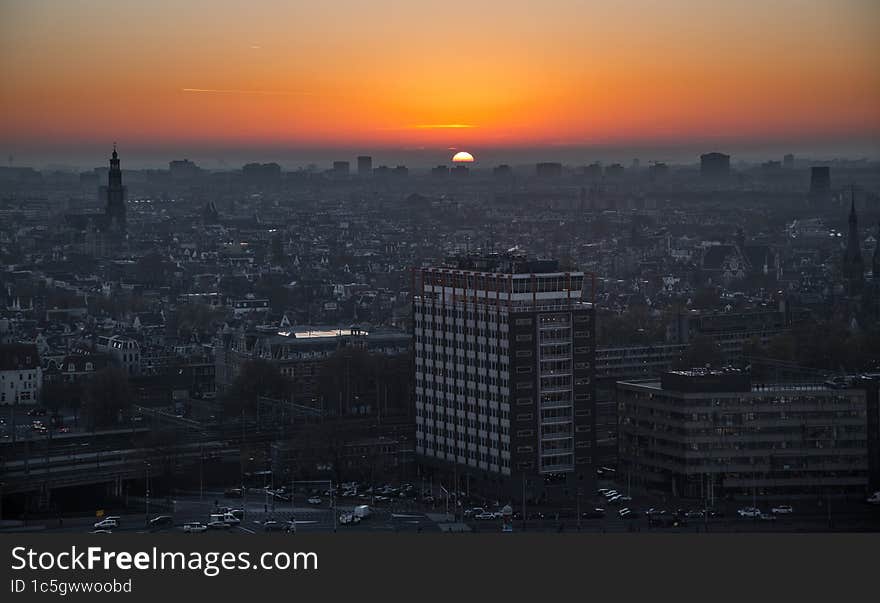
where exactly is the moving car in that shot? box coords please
[207,520,230,530]
[582,508,605,519]
[339,512,361,525]
[262,520,284,532]
[93,518,117,529]
[210,512,240,526]
[183,522,208,533]
[771,504,793,515]
[737,507,762,518]
[149,515,174,528]
[475,511,497,520]
[866,492,880,505]
[90,529,112,534]
[307,496,322,505]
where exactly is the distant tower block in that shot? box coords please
[357,155,372,177]
[700,152,730,180]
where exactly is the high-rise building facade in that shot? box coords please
[413,253,596,502]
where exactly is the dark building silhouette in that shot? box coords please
[101,145,126,233]
[332,161,350,176]
[169,159,201,180]
[810,166,831,195]
[536,162,562,178]
[242,162,281,186]
[874,222,880,281]
[843,191,864,296]
[604,163,624,179]
[357,155,372,177]
[431,165,449,178]
[648,161,669,181]
[584,162,602,181]
[783,153,795,169]
[493,164,512,178]
[451,165,469,177]
[700,152,730,180]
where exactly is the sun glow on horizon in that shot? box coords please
[452,151,475,163]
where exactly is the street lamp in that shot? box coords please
[144,461,151,527]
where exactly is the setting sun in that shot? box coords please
[452,151,475,163]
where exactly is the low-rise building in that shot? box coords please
[618,368,871,502]
[0,343,42,405]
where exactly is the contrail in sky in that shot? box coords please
[182,88,312,96]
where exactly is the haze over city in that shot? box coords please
[2,2,880,591]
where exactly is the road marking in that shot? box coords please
[238,526,255,534]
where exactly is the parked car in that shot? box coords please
[149,515,174,528]
[224,488,243,498]
[737,507,762,518]
[475,512,497,520]
[865,492,880,505]
[183,522,208,533]
[207,520,230,530]
[582,508,606,519]
[339,512,361,525]
[90,529,112,534]
[307,497,322,505]
[93,518,117,529]
[262,520,284,532]
[771,504,793,515]
[758,512,777,521]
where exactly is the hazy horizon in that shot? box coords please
[6,137,880,172]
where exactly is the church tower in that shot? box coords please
[842,189,864,296]
[105,144,127,232]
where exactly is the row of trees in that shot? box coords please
[41,368,132,430]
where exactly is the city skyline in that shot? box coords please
[2,0,879,166]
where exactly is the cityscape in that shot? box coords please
[1,0,879,538]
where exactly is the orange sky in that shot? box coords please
[1,0,879,156]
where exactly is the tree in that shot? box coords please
[678,335,723,368]
[81,368,132,430]
[41,380,83,414]
[222,360,292,418]
[765,332,797,362]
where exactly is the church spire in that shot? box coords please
[843,185,863,295]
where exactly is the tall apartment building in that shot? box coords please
[413,253,596,503]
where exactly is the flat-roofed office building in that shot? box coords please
[618,369,872,502]
[413,253,596,502]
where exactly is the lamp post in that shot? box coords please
[144,461,151,527]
